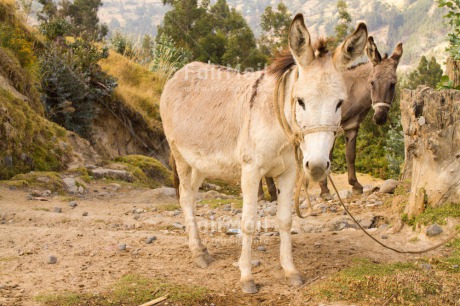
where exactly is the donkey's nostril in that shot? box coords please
[327,161,330,169]
[306,161,309,169]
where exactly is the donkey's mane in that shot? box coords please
[347,61,368,70]
[267,38,329,81]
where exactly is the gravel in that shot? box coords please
[46,255,57,264]
[146,236,157,244]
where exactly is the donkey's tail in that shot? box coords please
[169,153,180,199]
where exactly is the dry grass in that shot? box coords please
[99,51,164,134]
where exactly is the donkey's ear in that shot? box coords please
[390,43,403,65]
[333,23,368,70]
[366,36,382,66]
[288,14,314,69]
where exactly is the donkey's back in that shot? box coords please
[160,62,265,178]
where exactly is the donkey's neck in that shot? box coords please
[345,61,373,104]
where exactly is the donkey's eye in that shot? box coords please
[297,98,305,109]
[370,81,375,88]
[336,99,343,111]
[389,82,396,90]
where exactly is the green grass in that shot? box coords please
[35,274,209,306]
[306,257,460,305]
[114,155,172,188]
[157,203,180,211]
[4,171,63,192]
[403,203,460,226]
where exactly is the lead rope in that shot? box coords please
[273,68,460,254]
[327,174,460,254]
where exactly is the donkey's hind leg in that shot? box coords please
[175,158,208,268]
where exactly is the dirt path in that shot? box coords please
[0,174,455,305]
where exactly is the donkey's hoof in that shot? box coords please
[288,274,304,287]
[195,254,209,268]
[352,187,363,195]
[241,280,258,294]
[321,193,333,201]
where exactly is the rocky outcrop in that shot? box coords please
[401,87,460,217]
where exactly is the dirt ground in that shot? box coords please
[0,173,456,305]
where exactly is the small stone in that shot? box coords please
[426,224,443,237]
[82,212,88,216]
[420,263,432,270]
[379,179,398,194]
[77,186,85,193]
[418,116,426,125]
[46,255,57,264]
[68,201,78,208]
[251,260,261,267]
[173,222,185,230]
[233,209,242,215]
[222,204,231,211]
[31,190,41,197]
[53,207,62,213]
[338,190,352,199]
[314,242,321,247]
[381,235,388,239]
[41,190,52,197]
[226,229,240,235]
[257,246,266,252]
[133,208,144,214]
[118,244,126,251]
[291,229,299,235]
[452,265,459,269]
[146,236,157,244]
[264,206,277,216]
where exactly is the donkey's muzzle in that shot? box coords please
[373,110,388,125]
[305,160,330,182]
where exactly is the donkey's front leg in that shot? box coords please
[345,128,363,194]
[239,167,261,293]
[276,167,304,286]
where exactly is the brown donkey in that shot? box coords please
[319,37,403,198]
[259,37,403,200]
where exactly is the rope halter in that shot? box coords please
[273,67,340,219]
[372,101,391,110]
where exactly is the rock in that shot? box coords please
[82,212,88,216]
[233,209,242,215]
[31,190,41,197]
[46,255,57,264]
[133,208,144,214]
[337,190,352,199]
[150,187,177,199]
[379,179,398,194]
[118,244,126,251]
[360,218,374,229]
[426,224,443,237]
[63,178,78,193]
[251,260,261,267]
[291,229,299,235]
[202,182,222,191]
[381,235,388,239]
[172,222,185,230]
[90,168,133,182]
[53,207,62,213]
[41,190,52,197]
[420,263,432,270]
[226,229,240,235]
[418,116,426,125]
[109,183,121,191]
[314,242,321,248]
[146,236,157,244]
[68,201,78,208]
[222,204,232,211]
[202,190,222,200]
[4,156,12,167]
[77,186,85,194]
[452,265,459,269]
[257,245,266,252]
[264,206,277,216]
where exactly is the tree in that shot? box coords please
[329,0,353,49]
[405,56,443,89]
[438,0,460,60]
[259,3,291,56]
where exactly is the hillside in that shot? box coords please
[97,0,448,69]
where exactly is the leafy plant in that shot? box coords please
[437,75,460,89]
[438,0,460,60]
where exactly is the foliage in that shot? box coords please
[6,171,63,191]
[39,39,117,139]
[438,0,460,60]
[110,31,136,59]
[150,33,191,85]
[157,0,267,70]
[329,0,353,49]
[37,0,108,41]
[259,3,291,57]
[0,87,71,179]
[405,56,443,89]
[437,74,460,89]
[384,117,405,178]
[402,202,460,226]
[0,24,36,69]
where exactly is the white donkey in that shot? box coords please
[160,14,368,293]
